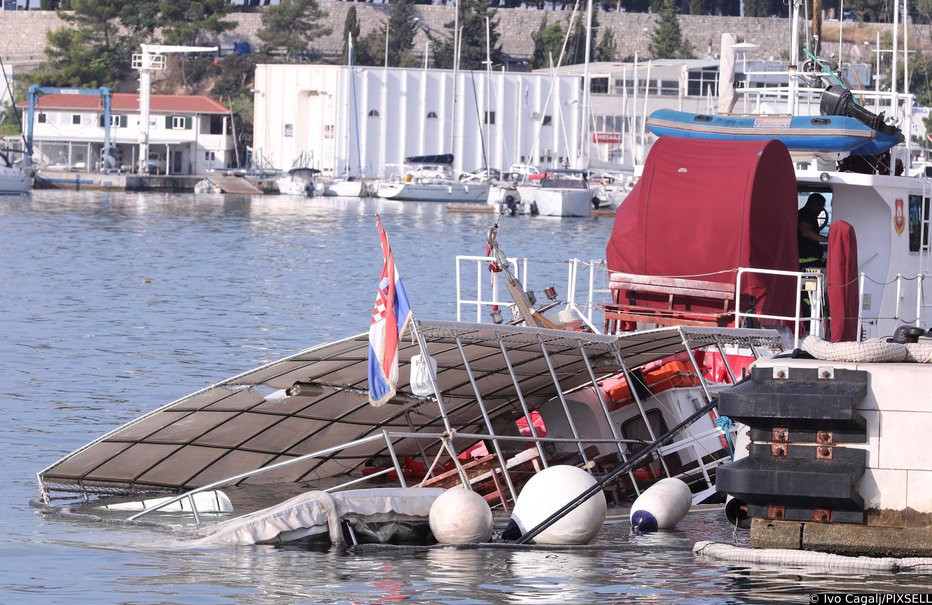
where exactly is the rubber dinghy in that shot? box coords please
[646,109,902,156]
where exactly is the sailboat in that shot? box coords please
[324,34,369,198]
[0,148,30,194]
[513,0,596,217]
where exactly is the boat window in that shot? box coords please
[908,194,930,253]
[38,113,47,124]
[368,110,380,118]
[542,115,552,126]
[426,111,437,119]
[620,410,681,472]
[484,111,495,125]
[798,189,833,237]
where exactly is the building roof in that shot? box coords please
[20,92,229,114]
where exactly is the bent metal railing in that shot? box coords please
[124,430,651,524]
[116,325,773,525]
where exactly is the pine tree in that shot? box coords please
[595,27,618,63]
[342,5,360,65]
[157,1,236,47]
[386,0,420,68]
[530,15,564,69]
[649,0,694,59]
[563,9,599,66]
[432,0,504,71]
[31,0,160,89]
[256,0,333,63]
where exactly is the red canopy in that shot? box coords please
[606,137,799,320]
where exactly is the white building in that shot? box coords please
[251,64,586,178]
[20,91,236,174]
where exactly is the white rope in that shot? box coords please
[694,541,932,572]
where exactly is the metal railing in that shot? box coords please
[455,255,610,329]
[735,267,824,349]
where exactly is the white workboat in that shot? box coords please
[515,170,594,217]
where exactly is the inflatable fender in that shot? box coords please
[503,465,606,545]
[629,478,692,533]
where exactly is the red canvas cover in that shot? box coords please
[606,137,798,320]
[826,220,859,342]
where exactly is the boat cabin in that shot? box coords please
[605,136,931,342]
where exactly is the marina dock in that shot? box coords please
[446,203,616,216]
[33,170,278,193]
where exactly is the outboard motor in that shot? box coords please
[820,85,902,139]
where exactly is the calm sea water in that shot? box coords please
[1,190,929,604]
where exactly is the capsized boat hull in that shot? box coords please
[36,322,780,518]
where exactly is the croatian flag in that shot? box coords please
[368,216,413,406]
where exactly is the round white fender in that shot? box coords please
[429,488,493,544]
[507,465,606,545]
[629,478,692,533]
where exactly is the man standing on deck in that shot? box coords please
[798,193,829,269]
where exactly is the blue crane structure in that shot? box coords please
[24,85,114,170]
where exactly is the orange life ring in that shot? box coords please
[599,361,700,411]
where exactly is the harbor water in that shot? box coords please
[1,191,930,604]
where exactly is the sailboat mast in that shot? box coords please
[579,0,593,169]
[486,17,492,172]
[450,1,460,156]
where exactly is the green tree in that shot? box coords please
[433,0,504,71]
[29,0,159,90]
[256,0,332,62]
[211,51,260,167]
[648,0,694,59]
[530,15,564,69]
[342,4,360,65]
[157,1,236,47]
[595,27,618,62]
[352,2,420,69]
[386,0,420,68]
[563,10,595,66]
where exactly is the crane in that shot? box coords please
[132,44,218,173]
[24,86,112,171]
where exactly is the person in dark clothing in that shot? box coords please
[798,193,829,269]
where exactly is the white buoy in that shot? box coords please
[506,465,607,545]
[629,478,692,533]
[429,488,493,544]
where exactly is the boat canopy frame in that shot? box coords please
[36,321,783,522]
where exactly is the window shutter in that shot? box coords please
[120,115,127,127]
[99,115,105,127]
[185,116,192,130]
[165,116,172,129]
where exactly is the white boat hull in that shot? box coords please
[517,186,592,217]
[325,178,367,198]
[0,166,30,194]
[277,177,313,196]
[377,180,490,203]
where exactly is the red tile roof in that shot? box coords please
[20,92,229,114]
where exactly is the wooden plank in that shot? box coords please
[603,304,735,326]
[609,272,735,297]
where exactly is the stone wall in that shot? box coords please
[0,4,925,70]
